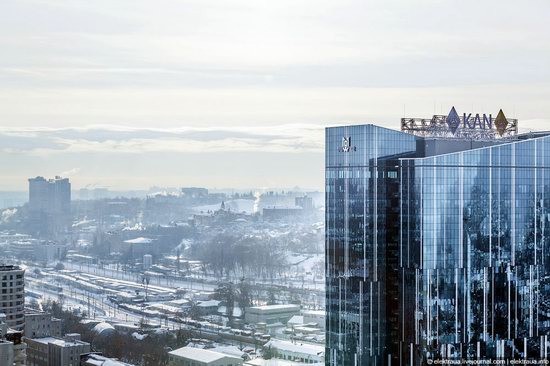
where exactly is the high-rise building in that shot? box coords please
[326,109,550,364]
[28,176,71,215]
[0,265,25,331]
[28,176,71,236]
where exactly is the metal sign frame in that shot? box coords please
[401,109,518,140]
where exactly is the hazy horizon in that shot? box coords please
[2,0,550,190]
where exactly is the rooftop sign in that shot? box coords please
[401,106,518,139]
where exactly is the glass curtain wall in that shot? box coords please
[400,135,550,362]
[326,125,417,365]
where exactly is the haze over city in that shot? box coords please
[2,0,550,190]
[3,0,550,365]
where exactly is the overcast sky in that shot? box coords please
[1,0,550,190]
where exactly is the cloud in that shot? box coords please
[0,125,325,155]
[58,167,81,177]
[2,0,550,93]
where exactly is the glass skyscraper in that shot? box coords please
[326,120,550,364]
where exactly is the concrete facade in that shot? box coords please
[0,265,25,331]
[26,335,90,366]
[24,310,62,338]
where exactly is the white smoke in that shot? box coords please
[253,191,262,213]
[58,167,81,177]
[1,208,17,223]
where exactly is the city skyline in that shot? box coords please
[1,116,549,191]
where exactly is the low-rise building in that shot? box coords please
[122,237,158,259]
[26,334,90,366]
[24,310,62,338]
[286,316,303,330]
[168,347,243,366]
[245,305,300,325]
[245,360,322,366]
[80,353,136,365]
[301,311,324,331]
[196,300,220,316]
[0,339,14,365]
[8,239,67,263]
[1,313,26,366]
[264,340,324,364]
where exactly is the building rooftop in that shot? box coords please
[81,353,135,366]
[248,304,300,311]
[92,322,115,335]
[123,237,154,244]
[29,176,69,183]
[287,316,304,325]
[265,340,324,356]
[303,310,324,316]
[169,347,241,362]
[0,265,23,272]
[30,336,89,347]
[245,359,323,366]
[197,300,220,308]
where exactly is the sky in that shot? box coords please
[1,0,550,190]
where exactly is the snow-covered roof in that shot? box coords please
[287,315,304,325]
[147,304,181,313]
[83,354,135,366]
[169,347,242,362]
[245,359,323,366]
[265,340,324,356]
[131,332,147,340]
[30,337,88,347]
[248,304,300,312]
[92,322,116,335]
[303,310,324,316]
[168,299,191,306]
[209,345,247,358]
[124,237,153,244]
[197,300,220,307]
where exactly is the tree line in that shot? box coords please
[190,233,288,280]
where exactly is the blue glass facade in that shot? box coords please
[326,125,418,365]
[326,124,550,364]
